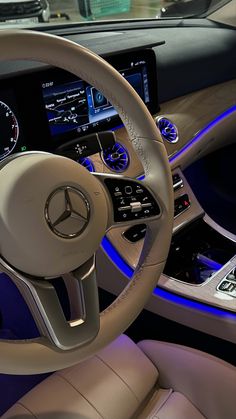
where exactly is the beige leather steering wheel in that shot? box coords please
[0,30,173,374]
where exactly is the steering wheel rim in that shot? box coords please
[0,30,174,374]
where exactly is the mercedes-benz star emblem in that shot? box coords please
[45,186,90,239]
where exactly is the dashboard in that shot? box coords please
[0,17,236,417]
[0,23,235,173]
[0,49,158,169]
[0,23,236,343]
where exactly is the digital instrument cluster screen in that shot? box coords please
[0,88,27,160]
[42,52,157,140]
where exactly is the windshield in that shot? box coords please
[0,0,232,26]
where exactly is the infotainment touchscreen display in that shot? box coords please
[42,50,158,141]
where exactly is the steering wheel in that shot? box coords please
[0,30,173,374]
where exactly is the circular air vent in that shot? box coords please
[156,117,178,144]
[78,157,95,173]
[101,142,129,173]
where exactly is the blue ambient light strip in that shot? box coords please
[102,106,236,318]
[153,287,236,319]
[102,236,236,319]
[113,106,236,164]
[170,105,236,163]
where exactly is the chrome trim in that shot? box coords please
[204,214,236,244]
[45,186,90,239]
[0,254,99,350]
[155,116,179,144]
[173,179,184,191]
[101,141,130,173]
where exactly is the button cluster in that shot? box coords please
[104,179,160,222]
[218,269,236,297]
[123,224,147,243]
[174,194,191,217]
[172,173,183,191]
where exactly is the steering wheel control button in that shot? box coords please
[136,186,144,193]
[125,185,133,195]
[174,194,191,217]
[227,273,236,281]
[118,206,131,211]
[130,202,142,213]
[104,178,160,222]
[45,186,90,239]
[123,224,147,242]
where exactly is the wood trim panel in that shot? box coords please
[158,78,236,160]
[91,79,236,312]
[89,79,236,178]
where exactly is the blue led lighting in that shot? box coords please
[102,236,236,319]
[157,117,178,143]
[170,105,236,163]
[78,157,95,172]
[137,174,145,181]
[102,142,129,173]
[101,106,236,319]
[197,257,222,271]
[153,287,236,320]
[102,237,236,319]
[113,106,236,165]
[112,124,124,131]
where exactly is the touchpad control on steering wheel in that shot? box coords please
[104,178,161,222]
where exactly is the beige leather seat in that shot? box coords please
[3,335,236,419]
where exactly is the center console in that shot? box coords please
[164,219,236,285]
[99,167,236,343]
[106,167,236,314]
[162,169,236,304]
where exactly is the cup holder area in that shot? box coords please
[164,219,236,285]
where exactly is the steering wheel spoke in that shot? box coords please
[0,256,99,351]
[94,173,162,229]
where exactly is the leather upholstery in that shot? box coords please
[136,390,205,419]
[2,335,158,419]
[139,339,236,419]
[3,335,235,419]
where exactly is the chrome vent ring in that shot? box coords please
[156,117,179,144]
[101,142,129,172]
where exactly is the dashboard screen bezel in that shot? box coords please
[0,49,159,158]
[41,48,159,144]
